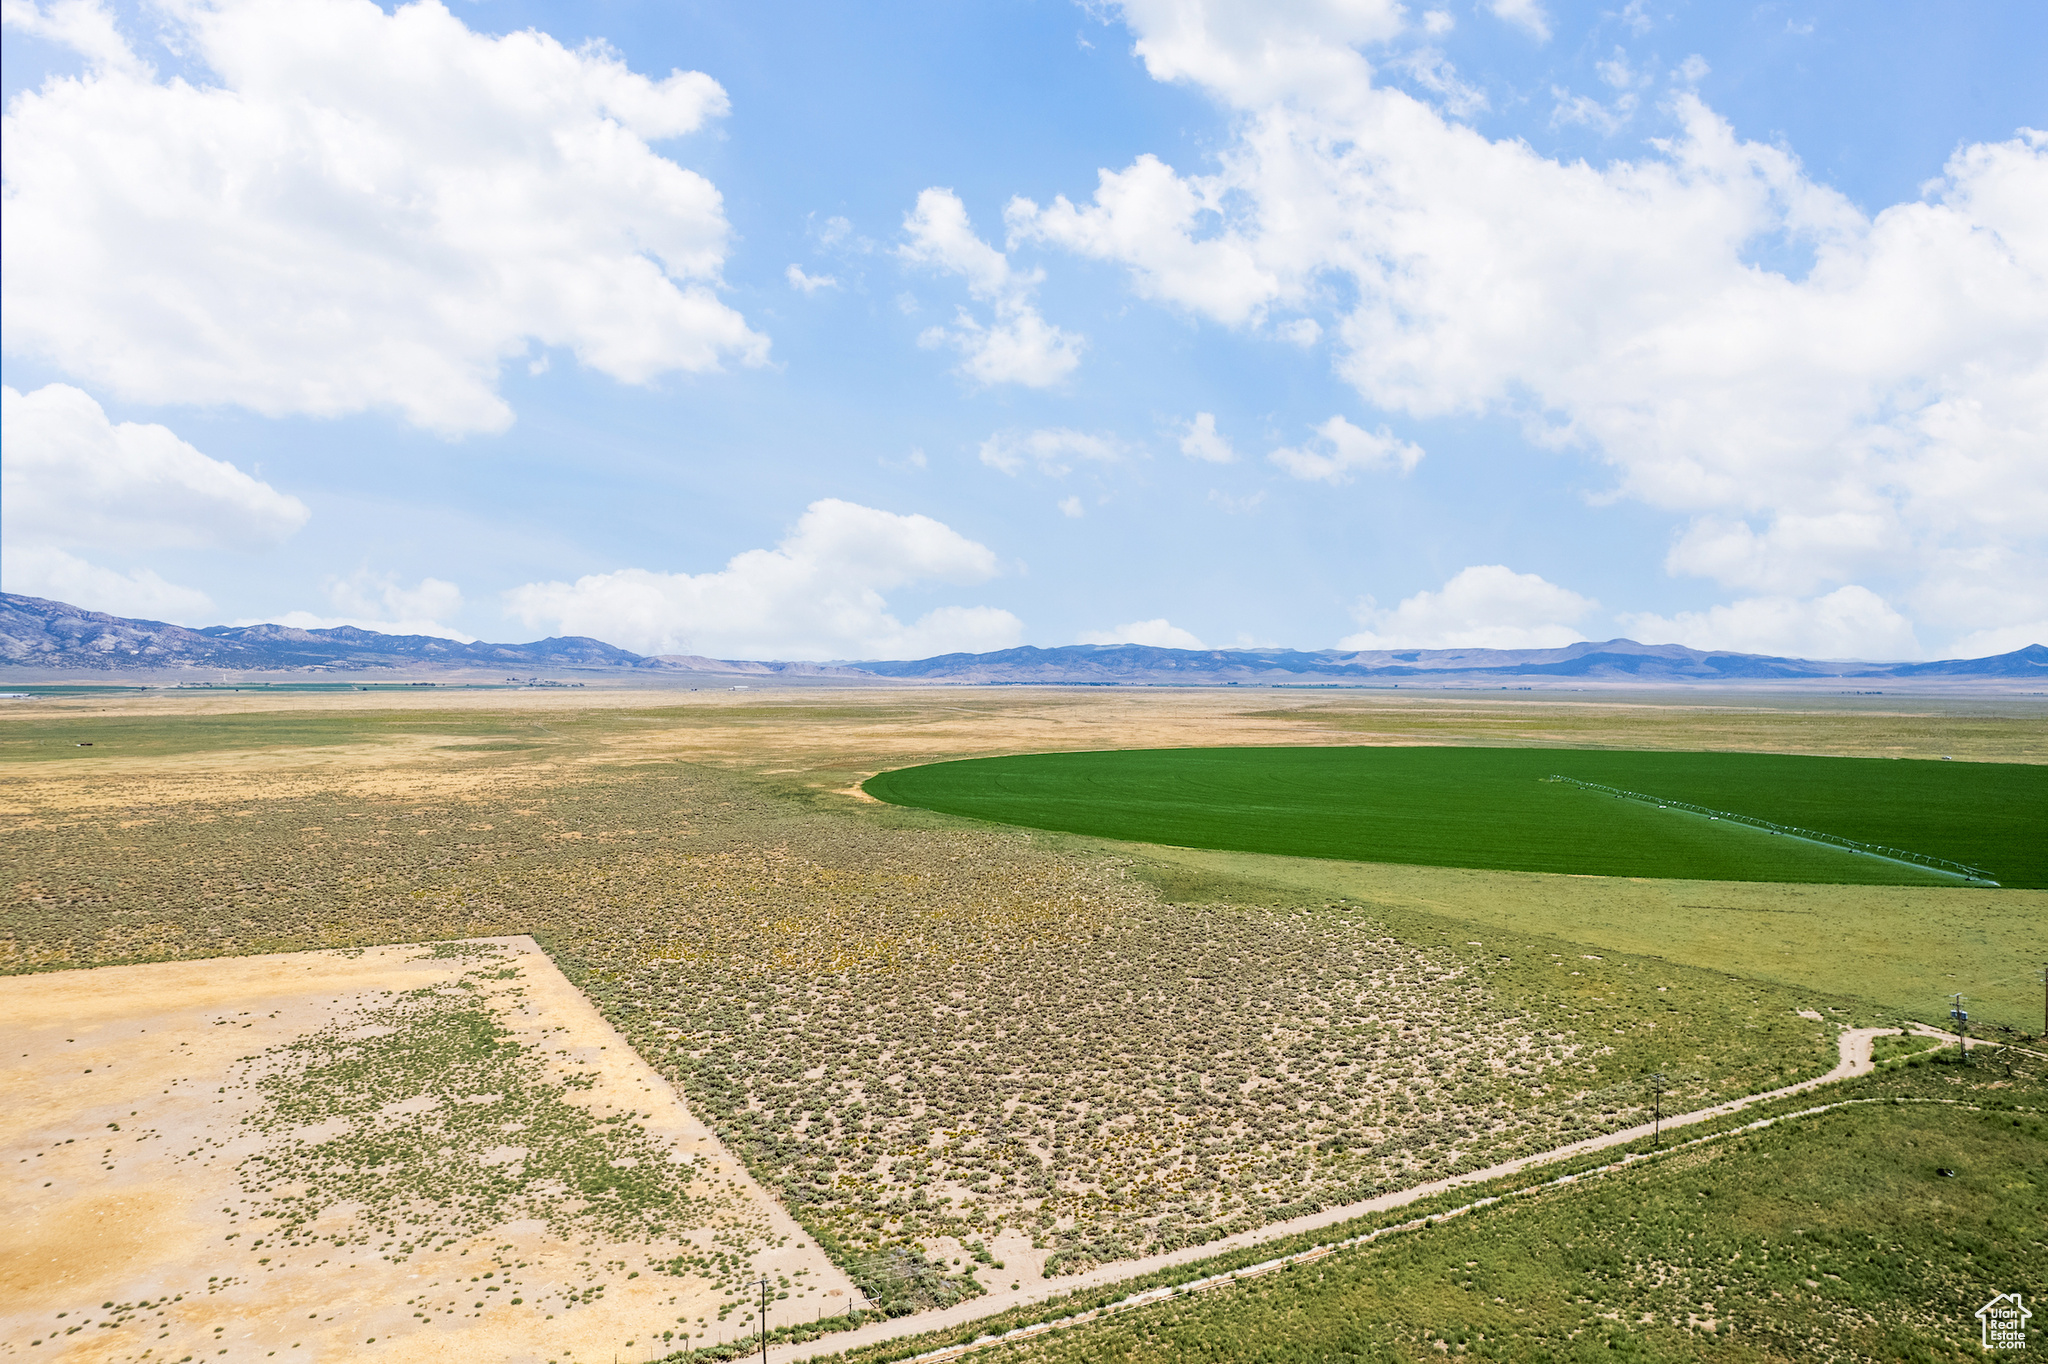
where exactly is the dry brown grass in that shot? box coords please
[5,685,2038,818]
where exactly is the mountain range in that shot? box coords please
[3,593,2044,687]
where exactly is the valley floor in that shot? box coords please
[2,684,2040,1361]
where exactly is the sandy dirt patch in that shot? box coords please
[0,938,854,1363]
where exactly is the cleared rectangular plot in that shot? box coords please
[0,938,853,1363]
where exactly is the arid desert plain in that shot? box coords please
[3,684,2043,1363]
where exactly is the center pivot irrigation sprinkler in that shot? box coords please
[1546,775,1997,883]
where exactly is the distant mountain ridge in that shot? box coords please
[3,593,2043,684]
[856,639,2048,684]
[0,593,650,672]
[0,594,874,677]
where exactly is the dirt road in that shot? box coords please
[769,1027,1903,1362]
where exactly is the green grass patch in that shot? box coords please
[0,708,570,761]
[1871,1033,1948,1064]
[1115,846,2047,1034]
[865,747,2046,887]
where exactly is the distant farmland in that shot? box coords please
[865,747,2048,888]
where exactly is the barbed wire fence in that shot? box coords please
[1545,776,1998,884]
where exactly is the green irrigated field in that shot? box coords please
[864,747,2048,888]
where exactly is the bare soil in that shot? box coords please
[0,938,853,1363]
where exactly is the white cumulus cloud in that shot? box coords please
[1944,622,2048,659]
[1663,513,1904,596]
[901,188,1082,386]
[1,0,140,73]
[1269,416,1423,483]
[1107,0,1405,111]
[1617,586,1922,661]
[1010,1,2048,656]
[1,0,766,436]
[3,383,309,552]
[249,572,472,641]
[786,264,839,293]
[1078,618,1205,649]
[1394,47,1489,119]
[1489,0,1552,42]
[1342,565,1596,650]
[1549,84,1636,136]
[1178,411,1235,463]
[0,545,215,622]
[504,499,1022,660]
[978,428,1125,477]
[1008,154,1278,325]
[1,382,309,623]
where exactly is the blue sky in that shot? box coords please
[3,0,2043,661]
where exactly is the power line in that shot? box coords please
[753,1275,770,1364]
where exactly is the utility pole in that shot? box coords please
[1950,993,1970,1065]
[755,1276,771,1364]
[2039,965,2046,1039]
[1649,1073,1668,1147]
